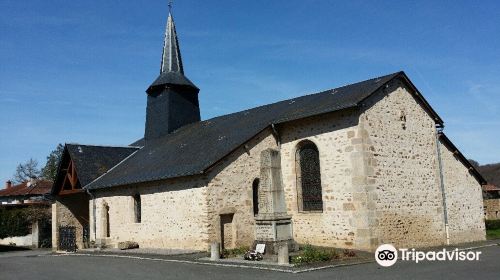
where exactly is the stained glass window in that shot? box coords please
[297,142,323,211]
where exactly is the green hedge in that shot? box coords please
[485,219,500,230]
[0,208,31,239]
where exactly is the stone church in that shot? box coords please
[51,10,486,252]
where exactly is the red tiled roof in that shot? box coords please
[0,182,25,196]
[0,180,52,198]
[482,184,500,192]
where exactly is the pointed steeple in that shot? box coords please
[160,12,184,74]
[144,6,201,142]
[147,7,198,94]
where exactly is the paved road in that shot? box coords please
[0,245,499,280]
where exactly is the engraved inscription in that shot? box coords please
[255,224,275,240]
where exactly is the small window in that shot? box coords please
[134,194,141,223]
[296,141,323,211]
[252,178,260,216]
[105,205,110,237]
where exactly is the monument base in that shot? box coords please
[252,239,297,255]
[254,214,297,255]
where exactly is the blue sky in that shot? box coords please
[1,0,499,184]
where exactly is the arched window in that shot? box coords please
[252,178,260,216]
[296,141,323,211]
[134,194,141,223]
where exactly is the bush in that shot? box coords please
[221,246,250,258]
[0,208,31,239]
[291,245,339,265]
[485,220,500,230]
[0,206,51,240]
[486,228,500,240]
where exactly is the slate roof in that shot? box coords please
[87,71,443,190]
[148,71,198,93]
[437,132,487,185]
[67,144,140,187]
[161,12,184,75]
[130,138,145,147]
[52,144,139,194]
[0,180,52,198]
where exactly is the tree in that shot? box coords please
[469,159,480,168]
[41,144,64,181]
[12,158,40,184]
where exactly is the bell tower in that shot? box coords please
[144,6,200,142]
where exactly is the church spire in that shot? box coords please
[160,10,184,74]
[144,4,200,142]
[147,3,198,94]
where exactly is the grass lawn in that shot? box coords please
[486,229,500,240]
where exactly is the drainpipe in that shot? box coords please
[435,125,450,245]
[85,188,97,243]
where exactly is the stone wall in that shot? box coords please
[279,110,361,249]
[278,81,448,250]
[52,193,89,250]
[92,177,209,250]
[439,139,486,243]
[204,77,485,251]
[205,129,278,249]
[484,199,500,220]
[360,80,446,249]
[0,234,33,246]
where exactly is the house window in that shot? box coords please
[252,178,260,216]
[133,194,141,223]
[296,140,323,211]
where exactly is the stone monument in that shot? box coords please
[254,148,295,254]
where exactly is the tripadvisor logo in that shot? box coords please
[375,244,398,267]
[375,244,482,267]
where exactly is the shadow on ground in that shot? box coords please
[0,245,32,252]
